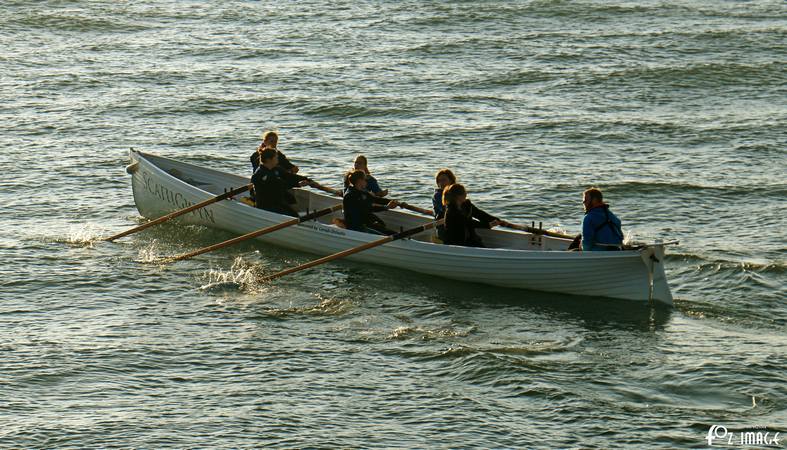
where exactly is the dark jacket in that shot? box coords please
[251,165,307,217]
[582,204,623,251]
[343,186,389,232]
[250,149,296,173]
[343,173,385,196]
[443,200,498,247]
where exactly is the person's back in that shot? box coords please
[442,184,499,247]
[343,170,398,234]
[251,148,308,217]
[581,187,623,251]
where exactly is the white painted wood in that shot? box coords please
[128,150,674,305]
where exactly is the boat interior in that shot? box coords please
[142,152,574,252]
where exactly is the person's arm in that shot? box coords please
[370,195,390,206]
[371,197,398,212]
[581,214,595,251]
[281,171,308,188]
[250,152,260,171]
[468,201,498,227]
[277,151,296,172]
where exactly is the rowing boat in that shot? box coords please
[126,150,674,306]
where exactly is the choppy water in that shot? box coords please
[1,1,785,447]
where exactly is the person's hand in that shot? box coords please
[386,200,400,209]
[291,166,299,174]
[378,189,389,197]
[297,180,309,187]
[489,220,501,228]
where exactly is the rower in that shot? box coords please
[343,170,399,235]
[442,183,500,248]
[432,168,456,219]
[581,187,624,251]
[432,169,456,242]
[250,131,299,174]
[343,155,388,197]
[251,148,310,217]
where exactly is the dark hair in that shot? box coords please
[442,183,466,206]
[583,187,603,203]
[259,147,278,163]
[435,168,456,185]
[348,170,366,186]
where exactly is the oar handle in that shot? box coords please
[309,181,342,196]
[104,184,251,242]
[399,202,434,216]
[262,218,444,282]
[163,203,343,263]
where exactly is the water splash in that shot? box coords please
[199,257,262,292]
[55,223,108,247]
[136,239,163,264]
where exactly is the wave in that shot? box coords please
[6,11,150,33]
[576,61,785,89]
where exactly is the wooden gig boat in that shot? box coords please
[127,150,674,306]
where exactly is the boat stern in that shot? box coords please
[640,243,674,306]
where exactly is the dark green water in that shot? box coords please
[1,1,785,447]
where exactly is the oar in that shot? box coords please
[103,184,251,242]
[499,220,574,240]
[161,203,343,263]
[262,218,445,282]
[308,181,436,216]
[308,181,570,238]
[309,181,343,196]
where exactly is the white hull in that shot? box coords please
[128,150,674,306]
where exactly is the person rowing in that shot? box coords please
[251,148,311,217]
[580,187,624,251]
[343,170,400,235]
[432,169,456,219]
[431,168,456,242]
[442,183,500,247]
[250,130,299,174]
[343,155,388,197]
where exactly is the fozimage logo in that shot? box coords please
[706,425,781,447]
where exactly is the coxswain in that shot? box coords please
[349,155,387,197]
[581,187,624,251]
[343,170,399,234]
[442,183,500,247]
[251,148,310,217]
[250,130,299,174]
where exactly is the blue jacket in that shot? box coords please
[432,188,444,218]
[366,175,383,195]
[582,205,623,251]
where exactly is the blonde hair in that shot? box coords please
[261,130,279,148]
[257,131,279,163]
[354,155,370,174]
